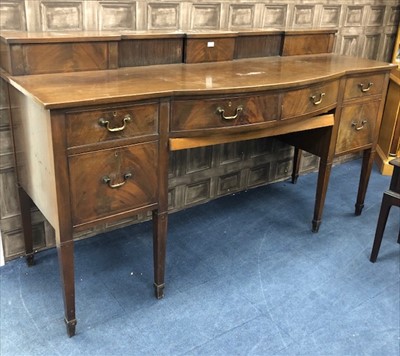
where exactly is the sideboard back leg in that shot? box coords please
[355,148,374,215]
[17,186,35,266]
[291,147,302,184]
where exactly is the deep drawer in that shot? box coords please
[171,94,280,132]
[69,141,158,226]
[343,73,385,100]
[281,80,339,119]
[335,101,380,155]
[66,103,158,148]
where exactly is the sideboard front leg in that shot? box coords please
[56,239,76,337]
[153,210,168,299]
[18,186,35,266]
[312,158,333,233]
[355,148,374,216]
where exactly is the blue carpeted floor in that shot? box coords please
[1,158,399,355]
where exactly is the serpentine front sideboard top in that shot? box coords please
[0,29,395,336]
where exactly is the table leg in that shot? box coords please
[153,210,168,299]
[312,158,333,233]
[18,186,35,266]
[355,149,374,216]
[291,147,302,184]
[56,235,76,337]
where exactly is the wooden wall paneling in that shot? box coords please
[98,1,136,31]
[147,2,180,30]
[262,4,288,29]
[40,1,84,31]
[320,5,342,29]
[0,0,399,261]
[190,3,221,30]
[228,4,255,29]
[291,4,317,28]
[0,0,26,31]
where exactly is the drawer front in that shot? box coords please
[66,103,158,148]
[184,38,235,63]
[69,142,158,225]
[335,101,380,155]
[282,80,339,119]
[343,73,385,100]
[171,94,280,132]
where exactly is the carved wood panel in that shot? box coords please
[0,0,399,260]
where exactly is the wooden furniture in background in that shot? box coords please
[0,30,394,337]
[370,158,400,262]
[375,28,400,175]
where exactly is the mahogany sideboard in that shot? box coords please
[0,30,394,336]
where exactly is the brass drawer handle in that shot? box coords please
[216,105,243,120]
[102,172,132,189]
[351,120,367,131]
[358,82,373,92]
[310,93,325,105]
[98,114,131,132]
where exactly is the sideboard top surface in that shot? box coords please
[5,54,395,110]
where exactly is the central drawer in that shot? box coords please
[281,80,339,119]
[68,141,158,226]
[66,103,159,148]
[171,94,280,132]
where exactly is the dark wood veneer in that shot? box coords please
[1,29,394,338]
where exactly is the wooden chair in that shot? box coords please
[370,158,400,262]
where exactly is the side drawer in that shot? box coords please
[171,94,280,132]
[343,73,385,101]
[69,141,158,226]
[335,101,380,155]
[281,80,339,119]
[66,103,158,148]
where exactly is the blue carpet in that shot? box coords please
[1,159,399,355]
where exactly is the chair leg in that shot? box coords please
[370,193,392,263]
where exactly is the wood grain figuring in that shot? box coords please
[343,73,385,101]
[184,38,235,63]
[3,38,394,335]
[6,55,394,110]
[281,80,339,119]
[69,141,158,226]
[234,34,283,59]
[119,38,183,67]
[282,33,335,56]
[22,42,111,74]
[171,93,280,132]
[66,102,159,149]
[335,101,380,155]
